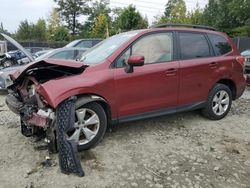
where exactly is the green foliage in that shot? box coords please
[8,0,250,42]
[16,19,48,41]
[162,0,187,24]
[16,20,33,40]
[188,3,203,25]
[34,19,47,41]
[0,22,11,36]
[47,8,62,40]
[202,0,250,36]
[80,0,111,38]
[154,0,250,37]
[54,0,89,35]
[91,14,108,38]
[116,5,148,31]
[52,26,70,41]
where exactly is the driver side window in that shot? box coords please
[116,32,173,68]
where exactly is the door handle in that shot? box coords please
[165,68,177,76]
[209,62,218,68]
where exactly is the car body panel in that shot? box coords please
[6,27,246,124]
[113,61,179,117]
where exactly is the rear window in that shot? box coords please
[207,34,232,56]
[179,32,210,60]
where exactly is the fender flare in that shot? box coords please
[75,95,107,108]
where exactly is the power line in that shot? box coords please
[110,1,164,11]
[133,0,166,7]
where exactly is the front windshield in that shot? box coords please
[80,30,140,64]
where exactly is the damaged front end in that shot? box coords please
[6,76,55,137]
[5,59,87,151]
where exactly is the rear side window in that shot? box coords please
[207,34,232,56]
[179,32,210,60]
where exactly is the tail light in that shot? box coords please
[236,56,246,66]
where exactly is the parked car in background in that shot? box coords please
[0,50,30,67]
[0,33,35,68]
[25,47,52,55]
[0,65,24,91]
[241,49,250,74]
[36,47,88,61]
[65,38,102,48]
[5,24,246,153]
[33,49,53,59]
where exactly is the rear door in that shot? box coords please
[178,32,215,105]
[113,32,180,118]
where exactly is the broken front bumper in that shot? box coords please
[5,94,53,127]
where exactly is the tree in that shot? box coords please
[54,0,89,35]
[92,14,108,38]
[159,0,187,24]
[52,26,70,41]
[81,0,111,38]
[188,3,203,25]
[33,18,47,41]
[47,8,62,40]
[16,20,33,40]
[117,5,148,31]
[0,22,11,36]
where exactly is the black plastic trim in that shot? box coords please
[112,101,206,124]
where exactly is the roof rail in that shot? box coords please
[151,24,217,31]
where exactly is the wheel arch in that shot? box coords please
[216,79,237,100]
[75,94,113,128]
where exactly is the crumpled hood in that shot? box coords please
[10,58,87,85]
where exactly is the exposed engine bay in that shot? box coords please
[5,59,87,153]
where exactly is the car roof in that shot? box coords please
[124,26,227,38]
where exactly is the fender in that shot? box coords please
[75,95,107,107]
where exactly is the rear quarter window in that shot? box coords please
[207,34,232,56]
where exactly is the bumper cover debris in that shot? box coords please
[57,99,84,177]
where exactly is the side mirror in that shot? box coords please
[125,55,144,73]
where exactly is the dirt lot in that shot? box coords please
[0,89,250,188]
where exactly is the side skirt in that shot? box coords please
[112,101,206,124]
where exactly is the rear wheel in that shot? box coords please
[66,102,107,151]
[202,84,232,120]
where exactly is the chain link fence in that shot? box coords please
[232,37,250,52]
[4,38,250,53]
[6,41,68,51]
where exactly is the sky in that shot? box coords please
[0,0,208,33]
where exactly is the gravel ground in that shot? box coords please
[0,89,250,188]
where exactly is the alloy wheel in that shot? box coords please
[212,90,230,116]
[67,108,100,145]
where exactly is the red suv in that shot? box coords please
[5,24,246,151]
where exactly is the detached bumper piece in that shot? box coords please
[57,99,84,177]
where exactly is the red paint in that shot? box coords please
[14,27,246,120]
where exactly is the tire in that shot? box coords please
[202,83,232,120]
[65,102,107,151]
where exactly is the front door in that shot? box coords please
[113,32,180,118]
